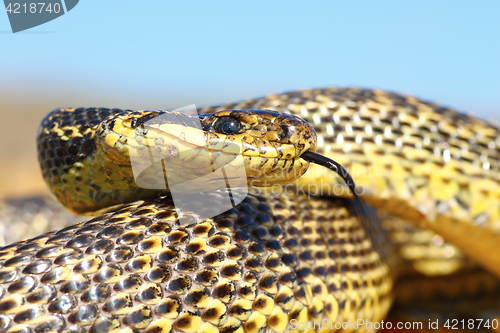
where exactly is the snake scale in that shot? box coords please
[0,87,499,332]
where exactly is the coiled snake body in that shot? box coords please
[0,87,499,332]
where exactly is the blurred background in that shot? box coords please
[1,1,499,199]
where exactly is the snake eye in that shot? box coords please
[213,117,243,135]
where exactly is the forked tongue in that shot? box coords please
[300,151,359,200]
[300,151,372,221]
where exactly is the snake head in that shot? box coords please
[39,107,320,214]
[95,109,317,193]
[201,109,317,186]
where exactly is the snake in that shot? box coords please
[0,87,499,332]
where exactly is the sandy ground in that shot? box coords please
[0,103,52,199]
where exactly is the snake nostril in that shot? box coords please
[278,126,288,140]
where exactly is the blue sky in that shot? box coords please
[1,1,499,119]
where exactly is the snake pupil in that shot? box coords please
[214,117,242,135]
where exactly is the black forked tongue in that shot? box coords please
[301,151,359,200]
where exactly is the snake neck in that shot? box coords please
[37,108,160,214]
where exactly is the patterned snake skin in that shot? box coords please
[202,88,500,277]
[0,87,499,332]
